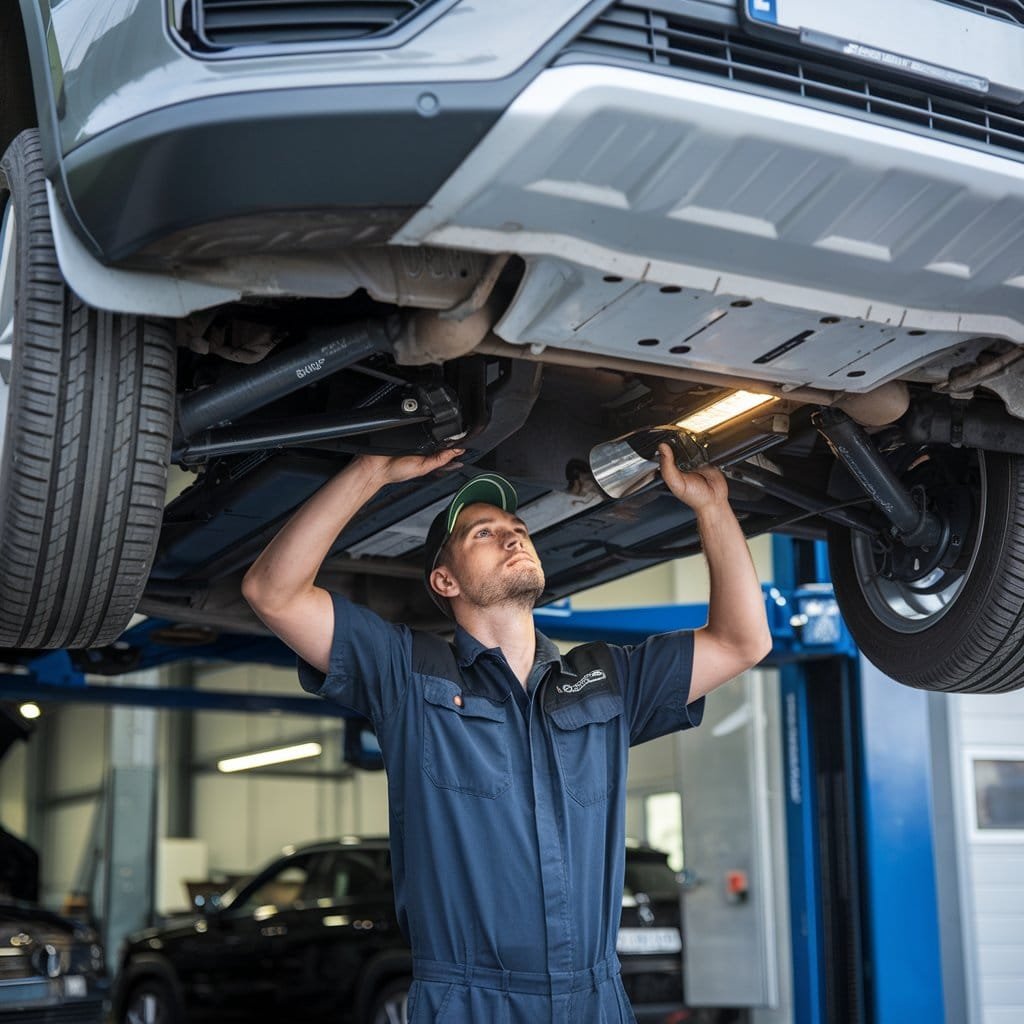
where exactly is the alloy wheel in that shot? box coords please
[848,451,983,634]
[374,989,409,1024]
[125,992,167,1024]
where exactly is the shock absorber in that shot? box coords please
[812,407,946,550]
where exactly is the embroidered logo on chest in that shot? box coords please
[556,669,607,695]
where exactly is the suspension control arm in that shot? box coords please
[176,316,402,443]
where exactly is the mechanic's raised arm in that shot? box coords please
[241,449,463,673]
[657,445,773,702]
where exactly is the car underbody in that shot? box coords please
[130,252,989,631]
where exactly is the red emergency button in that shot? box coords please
[725,870,749,904]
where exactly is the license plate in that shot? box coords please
[742,0,1024,100]
[64,976,87,998]
[616,927,682,955]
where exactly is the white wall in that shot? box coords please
[37,705,107,909]
[5,665,392,912]
[188,662,389,880]
[43,802,98,908]
[0,740,28,837]
[573,562,678,609]
[50,704,108,795]
[572,536,775,610]
[157,838,208,915]
[949,688,1024,1024]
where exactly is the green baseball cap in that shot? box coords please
[422,473,519,615]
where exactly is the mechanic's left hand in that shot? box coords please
[657,444,730,512]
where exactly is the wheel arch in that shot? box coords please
[13,0,107,269]
[354,950,413,1023]
[112,952,187,1022]
[0,4,37,158]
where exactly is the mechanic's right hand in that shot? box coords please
[359,448,465,486]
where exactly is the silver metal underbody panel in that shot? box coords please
[396,65,1024,394]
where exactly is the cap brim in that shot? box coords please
[444,473,518,534]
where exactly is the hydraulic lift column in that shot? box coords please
[102,672,159,961]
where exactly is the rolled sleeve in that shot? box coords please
[614,630,704,746]
[297,591,412,725]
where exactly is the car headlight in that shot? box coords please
[0,930,33,979]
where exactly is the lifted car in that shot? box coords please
[3,0,1024,693]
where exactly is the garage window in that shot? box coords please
[972,757,1024,831]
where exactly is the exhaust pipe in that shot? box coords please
[590,415,788,499]
[903,394,1024,454]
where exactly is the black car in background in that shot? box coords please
[115,838,709,1024]
[619,845,691,1023]
[0,898,108,1023]
[115,838,405,1024]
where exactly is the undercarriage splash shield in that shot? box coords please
[396,65,1024,392]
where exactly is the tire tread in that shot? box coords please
[0,129,175,648]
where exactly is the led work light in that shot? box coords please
[589,391,782,499]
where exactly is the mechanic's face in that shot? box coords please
[433,503,545,610]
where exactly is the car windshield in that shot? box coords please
[624,855,679,901]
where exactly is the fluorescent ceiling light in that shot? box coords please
[676,391,777,434]
[18,702,41,720]
[217,742,322,774]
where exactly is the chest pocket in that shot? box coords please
[548,693,625,806]
[422,678,511,799]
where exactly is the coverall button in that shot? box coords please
[453,694,464,708]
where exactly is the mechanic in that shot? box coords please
[242,446,771,1023]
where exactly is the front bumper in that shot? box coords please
[23,0,1024,399]
[0,976,107,1023]
[60,79,511,265]
[18,0,609,276]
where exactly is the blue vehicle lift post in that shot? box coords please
[771,535,947,1024]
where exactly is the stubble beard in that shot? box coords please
[461,562,546,611]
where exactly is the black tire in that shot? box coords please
[829,448,1024,693]
[369,977,412,1024]
[121,976,182,1024]
[0,128,175,648]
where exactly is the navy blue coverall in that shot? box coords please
[299,592,704,1023]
